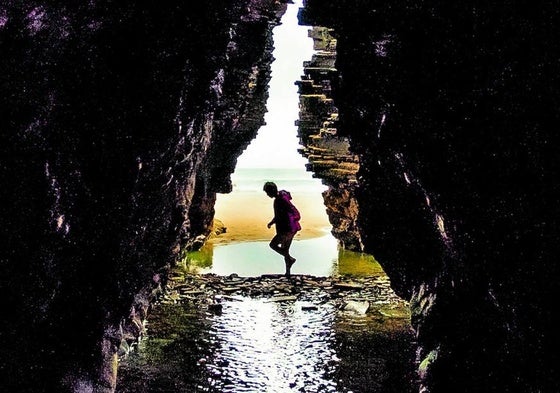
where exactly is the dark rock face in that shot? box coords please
[301,1,560,392]
[2,1,559,392]
[0,1,285,391]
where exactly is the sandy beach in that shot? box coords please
[211,190,333,245]
[192,178,381,278]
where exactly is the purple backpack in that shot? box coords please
[278,190,301,232]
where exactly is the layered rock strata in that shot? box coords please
[296,26,362,250]
[0,1,287,392]
[301,2,560,392]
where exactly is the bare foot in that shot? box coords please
[284,256,296,267]
[284,256,296,277]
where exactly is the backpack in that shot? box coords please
[279,190,301,231]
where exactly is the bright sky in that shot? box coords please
[236,0,315,169]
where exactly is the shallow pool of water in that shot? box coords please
[186,235,385,278]
[117,297,417,393]
[189,235,337,277]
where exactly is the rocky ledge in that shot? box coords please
[166,272,406,307]
[296,26,361,250]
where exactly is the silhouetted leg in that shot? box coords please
[269,234,285,256]
[269,232,296,276]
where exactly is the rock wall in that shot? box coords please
[2,1,559,392]
[301,1,560,392]
[0,1,286,392]
[296,26,362,251]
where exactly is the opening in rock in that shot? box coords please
[116,2,415,392]
[193,1,338,277]
[187,2,378,278]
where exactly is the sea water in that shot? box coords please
[194,167,342,277]
[228,167,327,194]
[187,167,383,277]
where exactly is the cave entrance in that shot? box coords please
[188,0,380,278]
[197,0,340,277]
[116,2,416,392]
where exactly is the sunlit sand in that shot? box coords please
[212,187,333,244]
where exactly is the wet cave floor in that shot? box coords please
[116,271,418,393]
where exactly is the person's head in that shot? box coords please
[263,181,278,198]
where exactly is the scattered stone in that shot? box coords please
[209,219,227,237]
[191,235,207,250]
[266,295,298,303]
[334,282,364,290]
[181,290,205,295]
[208,303,223,314]
[162,272,408,315]
[166,291,181,302]
[261,274,285,279]
[342,300,370,314]
[221,295,243,302]
[378,306,410,319]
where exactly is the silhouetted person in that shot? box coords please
[263,181,301,277]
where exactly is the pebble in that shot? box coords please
[161,272,409,317]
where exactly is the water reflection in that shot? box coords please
[190,235,337,277]
[117,297,416,393]
[204,299,339,392]
[187,236,384,278]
